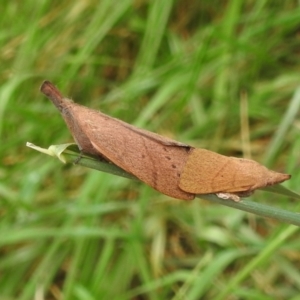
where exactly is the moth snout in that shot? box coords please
[266,171,291,186]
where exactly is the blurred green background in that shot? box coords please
[1,1,300,299]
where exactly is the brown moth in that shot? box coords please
[40,81,195,200]
[41,81,291,202]
[179,148,291,201]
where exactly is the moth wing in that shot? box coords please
[179,149,257,194]
[76,107,194,200]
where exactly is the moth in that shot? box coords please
[41,81,291,201]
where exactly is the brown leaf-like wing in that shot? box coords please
[75,105,194,200]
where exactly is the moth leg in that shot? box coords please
[73,151,84,164]
[73,151,108,165]
[216,193,241,202]
[235,190,254,198]
[216,190,255,202]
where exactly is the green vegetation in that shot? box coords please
[1,1,300,299]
